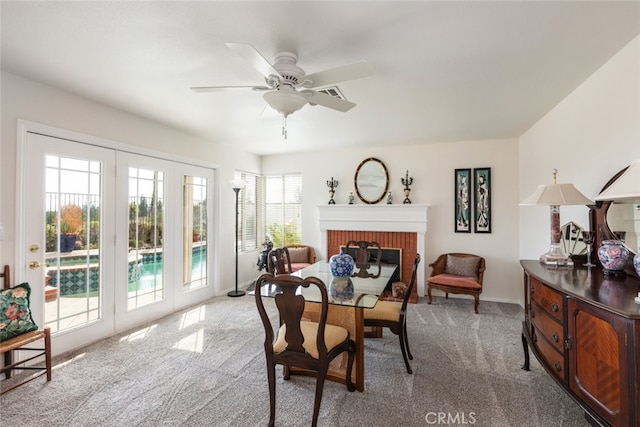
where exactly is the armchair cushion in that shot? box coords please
[428,273,482,290]
[445,255,481,278]
[288,247,310,264]
[0,282,39,342]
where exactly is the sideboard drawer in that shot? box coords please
[530,278,563,322]
[530,300,564,353]
[532,326,565,381]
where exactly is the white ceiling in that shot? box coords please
[2,1,640,156]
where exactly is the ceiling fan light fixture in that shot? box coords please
[263,86,307,116]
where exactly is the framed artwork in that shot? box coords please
[473,167,491,233]
[454,168,471,233]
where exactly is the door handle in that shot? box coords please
[29,261,49,270]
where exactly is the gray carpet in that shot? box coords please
[0,295,589,427]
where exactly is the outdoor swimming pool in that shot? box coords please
[46,245,206,296]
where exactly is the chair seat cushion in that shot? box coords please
[428,273,481,290]
[363,301,400,322]
[290,262,311,272]
[274,321,349,359]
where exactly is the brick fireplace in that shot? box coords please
[318,204,429,298]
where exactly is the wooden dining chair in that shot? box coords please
[345,240,382,278]
[266,247,292,275]
[254,272,356,427]
[363,254,420,374]
[1,265,52,394]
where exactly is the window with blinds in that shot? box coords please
[265,173,302,247]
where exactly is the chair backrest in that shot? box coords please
[254,272,331,360]
[400,254,421,312]
[345,240,382,278]
[267,247,292,275]
[430,253,485,284]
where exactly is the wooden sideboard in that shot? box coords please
[521,260,640,427]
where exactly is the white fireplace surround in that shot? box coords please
[318,204,429,295]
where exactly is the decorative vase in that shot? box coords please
[329,276,354,301]
[597,239,630,276]
[633,253,640,277]
[329,250,355,277]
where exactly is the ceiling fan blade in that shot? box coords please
[302,61,374,88]
[301,90,356,112]
[225,42,282,80]
[190,85,269,92]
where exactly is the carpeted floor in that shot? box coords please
[0,295,589,426]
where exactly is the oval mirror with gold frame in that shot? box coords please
[354,157,389,204]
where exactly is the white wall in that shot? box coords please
[0,71,262,294]
[3,33,637,306]
[262,139,523,304]
[519,35,640,261]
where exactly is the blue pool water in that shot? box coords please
[47,246,206,296]
[129,248,206,292]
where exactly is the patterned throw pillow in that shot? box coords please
[0,282,39,342]
[445,256,480,278]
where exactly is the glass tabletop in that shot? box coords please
[254,262,397,309]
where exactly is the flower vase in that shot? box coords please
[633,253,640,277]
[597,240,630,276]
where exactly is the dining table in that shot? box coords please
[288,261,397,392]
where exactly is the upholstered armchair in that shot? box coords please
[426,253,486,314]
[285,244,316,272]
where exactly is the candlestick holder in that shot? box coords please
[401,170,413,204]
[581,230,596,267]
[327,177,338,205]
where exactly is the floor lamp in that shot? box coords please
[228,179,246,297]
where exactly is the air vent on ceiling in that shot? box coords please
[317,86,346,100]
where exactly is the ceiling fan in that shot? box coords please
[191,43,374,138]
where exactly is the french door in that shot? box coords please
[19,127,215,356]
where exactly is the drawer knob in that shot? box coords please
[553,332,559,342]
[551,302,559,312]
[554,362,561,372]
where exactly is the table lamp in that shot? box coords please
[521,169,593,266]
[595,158,640,279]
[595,159,640,202]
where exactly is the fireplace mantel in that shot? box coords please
[318,204,429,295]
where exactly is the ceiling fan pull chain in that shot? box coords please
[282,115,288,139]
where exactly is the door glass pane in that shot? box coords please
[44,155,101,333]
[183,175,207,290]
[128,167,165,309]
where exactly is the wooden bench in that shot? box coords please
[0,265,52,394]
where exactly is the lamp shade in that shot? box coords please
[229,178,246,190]
[521,183,593,206]
[595,158,640,202]
[263,86,307,116]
